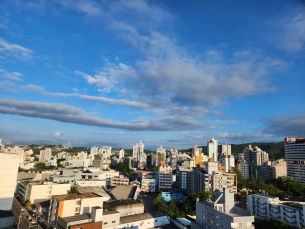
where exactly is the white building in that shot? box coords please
[207,137,218,162]
[39,148,52,162]
[133,141,144,167]
[221,142,231,156]
[65,159,89,168]
[84,169,120,186]
[192,188,254,229]
[141,177,157,192]
[221,155,235,172]
[76,179,106,187]
[0,151,20,210]
[244,145,269,166]
[119,149,125,160]
[98,146,112,158]
[90,146,98,155]
[247,192,305,228]
[285,137,305,184]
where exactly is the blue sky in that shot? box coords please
[0,0,304,149]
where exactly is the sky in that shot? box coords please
[0,0,304,149]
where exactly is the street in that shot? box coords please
[12,197,41,229]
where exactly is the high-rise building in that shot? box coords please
[39,148,52,162]
[285,137,305,184]
[98,146,112,158]
[133,141,144,167]
[158,165,172,191]
[177,168,192,193]
[220,154,235,172]
[119,149,125,160]
[237,161,249,180]
[243,145,269,166]
[78,151,87,160]
[207,137,218,162]
[156,145,166,166]
[90,146,98,155]
[170,153,177,170]
[271,159,287,179]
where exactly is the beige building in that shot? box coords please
[141,177,156,192]
[48,193,104,227]
[159,165,172,191]
[271,159,287,179]
[111,175,129,186]
[19,181,70,204]
[76,178,106,187]
[39,148,52,162]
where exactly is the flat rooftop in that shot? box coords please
[120,211,166,224]
[54,193,100,201]
[255,193,278,199]
[61,213,91,223]
[282,202,305,210]
[104,199,143,209]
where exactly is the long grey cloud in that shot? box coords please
[0,98,206,131]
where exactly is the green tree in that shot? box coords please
[151,166,158,172]
[34,162,46,169]
[26,200,31,210]
[68,184,79,194]
[185,191,212,215]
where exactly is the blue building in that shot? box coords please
[161,192,183,202]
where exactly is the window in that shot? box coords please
[155,220,158,222]
[104,222,108,225]
[112,221,116,223]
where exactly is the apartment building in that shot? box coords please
[244,145,269,166]
[158,165,172,191]
[48,193,104,227]
[39,148,52,162]
[220,154,235,172]
[271,159,287,179]
[49,169,82,187]
[207,137,218,162]
[177,168,192,193]
[285,137,305,184]
[192,188,254,229]
[141,177,157,192]
[237,161,249,180]
[19,180,70,204]
[247,192,305,228]
[156,145,166,166]
[111,175,129,186]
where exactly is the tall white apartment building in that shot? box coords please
[221,155,235,172]
[247,192,305,228]
[192,188,254,229]
[158,165,172,191]
[90,146,98,155]
[0,151,20,211]
[133,141,144,167]
[285,137,305,184]
[39,148,52,162]
[156,145,166,166]
[237,161,249,180]
[119,149,125,160]
[221,142,231,156]
[244,145,269,166]
[207,137,218,162]
[98,146,112,158]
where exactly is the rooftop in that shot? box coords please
[255,193,278,199]
[54,193,100,201]
[78,186,111,198]
[103,209,119,215]
[111,185,137,200]
[104,199,143,209]
[120,211,166,224]
[282,202,305,210]
[60,213,91,223]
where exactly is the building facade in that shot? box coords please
[158,165,172,191]
[285,137,305,184]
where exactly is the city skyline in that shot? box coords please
[0,0,304,149]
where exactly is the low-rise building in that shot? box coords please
[111,175,129,186]
[247,192,305,228]
[49,169,82,186]
[104,199,144,217]
[18,180,70,204]
[48,193,104,227]
[192,188,254,229]
[35,200,50,218]
[141,177,156,192]
[76,178,106,187]
[64,159,89,168]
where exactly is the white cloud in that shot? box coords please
[54,131,64,136]
[0,37,33,60]
[0,68,23,81]
[72,87,78,91]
